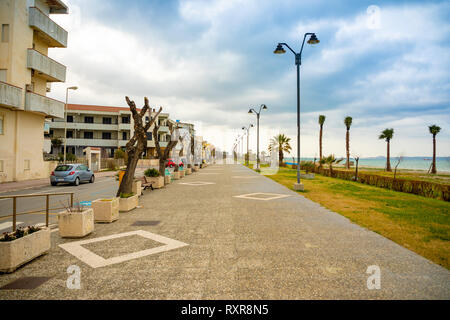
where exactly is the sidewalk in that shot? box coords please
[0,170,118,194]
[0,164,449,299]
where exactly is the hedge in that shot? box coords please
[311,167,449,201]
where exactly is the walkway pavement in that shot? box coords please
[0,164,449,299]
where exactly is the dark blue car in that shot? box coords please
[50,164,95,186]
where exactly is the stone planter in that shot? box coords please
[300,173,315,179]
[0,228,51,273]
[119,194,139,212]
[145,176,164,188]
[179,170,185,178]
[193,165,199,172]
[58,208,94,238]
[186,168,192,175]
[173,171,180,180]
[92,198,119,223]
[132,180,142,196]
[164,175,171,184]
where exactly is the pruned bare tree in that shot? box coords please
[153,121,180,177]
[117,97,162,196]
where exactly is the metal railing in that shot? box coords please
[0,192,74,232]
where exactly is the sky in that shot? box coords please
[48,0,450,158]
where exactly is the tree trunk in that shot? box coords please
[432,134,437,174]
[279,147,283,165]
[355,158,359,181]
[346,129,350,169]
[319,125,323,160]
[386,140,392,172]
[159,158,165,177]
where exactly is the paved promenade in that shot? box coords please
[0,164,449,299]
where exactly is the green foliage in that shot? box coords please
[268,134,292,154]
[300,161,315,173]
[344,116,353,130]
[144,168,160,177]
[0,225,42,242]
[51,138,62,148]
[120,192,134,198]
[379,128,394,141]
[429,124,441,136]
[114,148,128,163]
[107,159,117,171]
[58,152,76,162]
[318,115,326,126]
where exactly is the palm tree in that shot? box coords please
[428,124,441,174]
[318,115,326,161]
[319,154,343,177]
[378,128,394,172]
[268,134,292,165]
[344,116,352,169]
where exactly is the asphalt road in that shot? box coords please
[0,175,119,233]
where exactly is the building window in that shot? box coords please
[66,131,73,138]
[84,116,94,123]
[1,24,9,43]
[84,132,93,139]
[67,115,73,123]
[24,160,30,171]
[121,116,130,124]
[146,132,152,140]
[145,116,149,123]
[122,132,127,140]
[0,115,3,135]
[102,132,111,140]
[103,117,112,124]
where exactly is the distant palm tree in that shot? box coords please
[319,154,343,177]
[318,115,326,161]
[428,124,441,174]
[269,134,292,165]
[378,128,394,172]
[344,116,352,169]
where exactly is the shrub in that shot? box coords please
[114,149,128,163]
[107,159,117,171]
[300,161,315,173]
[120,192,134,198]
[144,168,160,177]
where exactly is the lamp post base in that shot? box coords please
[293,183,304,191]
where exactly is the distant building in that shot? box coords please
[0,0,69,182]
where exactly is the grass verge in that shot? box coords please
[262,167,450,269]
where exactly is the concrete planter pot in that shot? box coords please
[132,180,142,196]
[173,171,180,180]
[164,175,171,184]
[58,208,94,238]
[146,176,164,188]
[92,198,119,223]
[0,228,51,273]
[185,168,192,175]
[300,173,315,179]
[119,194,139,212]
[193,165,199,172]
[179,170,185,178]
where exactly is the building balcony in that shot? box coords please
[0,81,23,110]
[25,91,65,118]
[27,49,66,82]
[118,123,132,131]
[65,138,118,148]
[29,7,68,48]
[49,121,119,131]
[158,125,170,133]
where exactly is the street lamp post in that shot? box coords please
[63,86,78,164]
[274,33,319,191]
[248,104,267,169]
[242,124,254,166]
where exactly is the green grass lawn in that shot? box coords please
[257,166,450,269]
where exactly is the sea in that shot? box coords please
[284,157,450,172]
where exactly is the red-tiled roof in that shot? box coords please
[67,104,141,112]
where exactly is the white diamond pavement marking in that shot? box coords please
[179,181,216,186]
[233,192,291,201]
[59,230,188,268]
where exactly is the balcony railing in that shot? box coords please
[27,49,66,82]
[118,123,132,131]
[25,92,65,118]
[29,7,68,48]
[0,81,23,110]
[49,121,119,131]
[65,139,118,147]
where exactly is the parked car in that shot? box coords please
[50,164,95,186]
[165,159,176,168]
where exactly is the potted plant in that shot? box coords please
[92,198,119,223]
[119,192,139,212]
[58,203,94,238]
[144,168,164,188]
[0,226,50,273]
[186,164,192,175]
[193,164,200,172]
[164,175,171,184]
[132,179,142,196]
[300,161,316,179]
[179,163,185,178]
[172,165,181,180]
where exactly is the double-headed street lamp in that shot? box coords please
[274,33,319,191]
[248,104,267,169]
[64,86,78,164]
[242,124,254,166]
